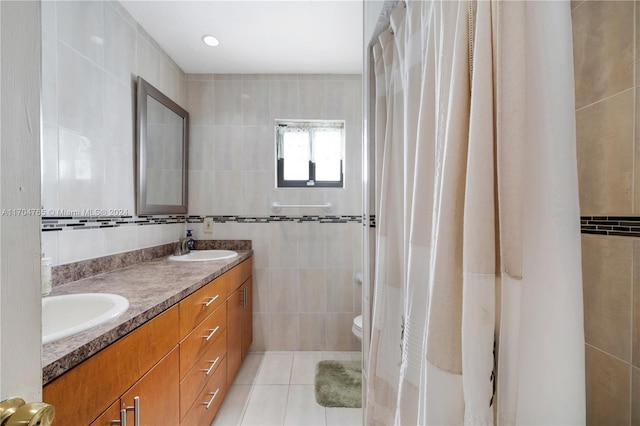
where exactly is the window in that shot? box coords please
[276,120,345,188]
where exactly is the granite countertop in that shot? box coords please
[42,250,252,385]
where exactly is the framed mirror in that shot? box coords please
[136,76,189,215]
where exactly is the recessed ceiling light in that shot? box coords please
[202,35,220,47]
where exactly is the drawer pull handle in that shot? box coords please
[123,396,140,426]
[203,388,220,410]
[204,326,220,341]
[110,408,127,425]
[202,295,220,307]
[203,356,221,375]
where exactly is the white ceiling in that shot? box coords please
[120,0,363,75]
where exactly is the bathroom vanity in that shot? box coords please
[42,251,252,426]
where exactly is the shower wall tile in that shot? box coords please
[585,344,630,426]
[634,240,640,368]
[42,30,58,126]
[633,367,640,425]
[572,0,634,109]
[576,89,633,215]
[582,235,633,361]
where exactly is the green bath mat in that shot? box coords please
[315,360,362,408]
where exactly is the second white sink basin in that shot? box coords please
[168,249,238,262]
[42,293,129,344]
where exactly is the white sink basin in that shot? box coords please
[168,249,238,262]
[42,293,129,344]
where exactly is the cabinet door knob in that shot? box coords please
[203,357,220,375]
[203,389,220,410]
[202,295,219,308]
[204,326,220,341]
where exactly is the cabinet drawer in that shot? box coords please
[226,258,252,294]
[180,357,227,426]
[180,328,227,420]
[179,275,228,338]
[180,303,227,378]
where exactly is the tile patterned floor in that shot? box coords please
[212,351,363,426]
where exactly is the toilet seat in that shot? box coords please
[352,315,363,341]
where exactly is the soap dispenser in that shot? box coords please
[186,230,195,251]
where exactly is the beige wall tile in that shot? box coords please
[270,313,299,350]
[298,313,327,351]
[298,269,327,313]
[585,344,630,425]
[576,90,633,215]
[326,312,359,351]
[327,269,355,313]
[633,366,640,425]
[269,268,298,313]
[582,234,633,361]
[571,0,584,11]
[634,241,640,367]
[250,312,271,352]
[572,0,634,109]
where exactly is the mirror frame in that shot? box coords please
[136,76,189,215]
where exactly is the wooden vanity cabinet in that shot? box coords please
[44,306,180,426]
[43,257,253,426]
[226,261,253,383]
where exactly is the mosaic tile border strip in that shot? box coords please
[581,216,640,237]
[42,215,186,231]
[186,215,363,224]
[41,214,363,231]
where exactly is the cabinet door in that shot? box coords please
[226,287,243,384]
[241,278,253,359]
[121,346,180,426]
[90,400,122,426]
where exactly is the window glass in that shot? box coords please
[276,120,344,188]
[282,131,310,181]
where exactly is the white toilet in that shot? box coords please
[352,315,363,342]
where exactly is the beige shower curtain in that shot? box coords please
[366,1,585,424]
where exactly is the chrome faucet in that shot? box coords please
[175,237,193,256]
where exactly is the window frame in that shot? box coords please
[275,120,345,188]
